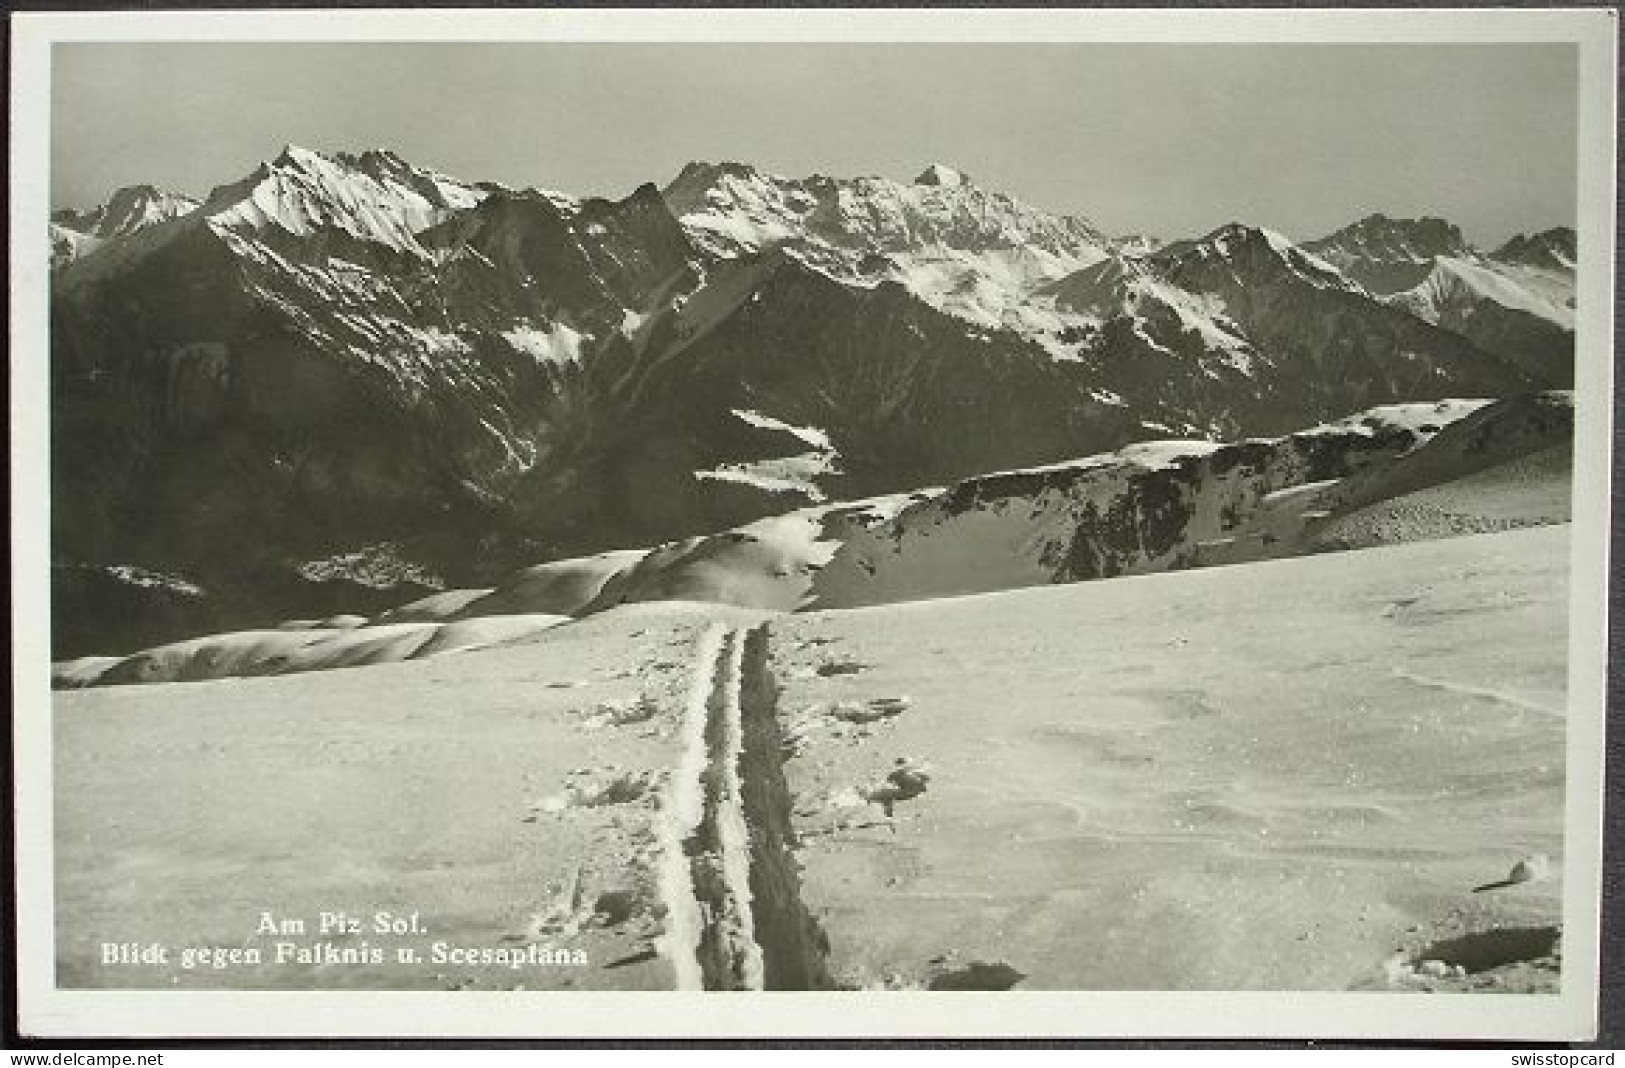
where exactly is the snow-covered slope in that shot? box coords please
[54,184,201,240]
[55,146,509,292]
[53,606,700,992]
[1390,256,1574,387]
[1038,253,1257,375]
[1395,257,1574,331]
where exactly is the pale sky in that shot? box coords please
[52,43,1578,247]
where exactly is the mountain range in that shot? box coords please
[47,146,1577,656]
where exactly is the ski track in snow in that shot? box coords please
[654,623,768,991]
[653,622,830,991]
[654,622,725,991]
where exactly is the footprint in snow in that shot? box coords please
[829,696,911,723]
[862,758,931,817]
[815,659,869,677]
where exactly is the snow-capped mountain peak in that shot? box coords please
[1302,213,1477,296]
[50,183,202,270]
[671,159,769,185]
[272,142,325,170]
[199,143,487,256]
[338,148,494,213]
[1492,228,1576,273]
[1154,223,1360,293]
[1308,213,1472,265]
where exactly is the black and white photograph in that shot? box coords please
[9,7,1616,1042]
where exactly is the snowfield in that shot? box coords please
[50,375,1573,992]
[54,524,1568,991]
[55,609,720,990]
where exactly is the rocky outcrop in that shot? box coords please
[1304,214,1475,295]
